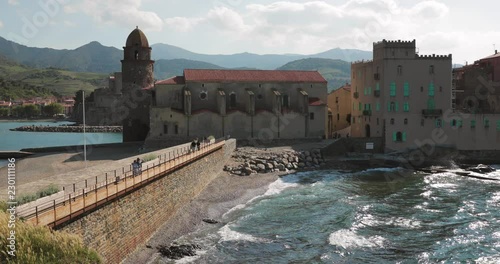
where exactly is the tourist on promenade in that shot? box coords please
[132,160,138,176]
[190,140,197,153]
[136,158,143,175]
[196,139,201,151]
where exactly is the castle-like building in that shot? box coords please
[88,27,328,143]
[349,39,500,152]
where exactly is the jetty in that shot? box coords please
[10,125,122,133]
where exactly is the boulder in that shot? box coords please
[157,244,201,260]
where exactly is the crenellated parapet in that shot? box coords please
[373,39,416,48]
[415,54,453,60]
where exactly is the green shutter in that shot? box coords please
[392,132,397,141]
[497,120,500,130]
[402,132,407,142]
[390,82,396,96]
[368,87,372,95]
[458,120,463,127]
[429,82,435,96]
[387,102,391,112]
[427,98,435,110]
[376,83,380,91]
[404,82,410,97]
[359,102,362,111]
[471,120,476,128]
[403,102,409,112]
[395,102,399,112]
[376,102,380,111]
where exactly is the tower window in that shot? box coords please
[429,65,435,74]
[175,124,179,134]
[397,65,403,76]
[404,118,408,125]
[163,124,168,134]
[390,118,395,125]
[135,50,139,60]
[200,91,207,100]
[310,113,315,120]
[257,94,263,100]
[337,113,340,121]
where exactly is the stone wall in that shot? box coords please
[58,139,236,264]
[322,137,384,156]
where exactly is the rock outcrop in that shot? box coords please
[224,149,325,176]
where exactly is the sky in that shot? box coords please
[0,0,498,64]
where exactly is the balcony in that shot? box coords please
[422,109,443,117]
[363,110,372,116]
[353,92,359,99]
[374,73,380,80]
[374,90,380,97]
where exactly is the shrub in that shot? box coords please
[15,184,60,205]
[142,153,157,162]
[0,211,101,263]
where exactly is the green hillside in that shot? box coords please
[276,58,351,91]
[0,55,107,100]
[154,58,224,79]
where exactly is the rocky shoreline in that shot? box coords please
[10,125,122,133]
[224,148,326,176]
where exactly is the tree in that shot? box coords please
[23,104,40,118]
[11,105,25,117]
[0,108,9,117]
[43,103,64,116]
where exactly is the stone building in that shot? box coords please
[453,51,500,113]
[350,39,500,152]
[84,27,153,142]
[327,83,351,137]
[147,69,328,144]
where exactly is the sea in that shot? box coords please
[164,167,500,263]
[0,121,122,167]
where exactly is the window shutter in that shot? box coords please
[402,132,407,142]
[392,132,397,142]
[395,102,399,112]
[387,102,391,112]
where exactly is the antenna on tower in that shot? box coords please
[494,44,497,55]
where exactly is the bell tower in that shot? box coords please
[121,27,154,142]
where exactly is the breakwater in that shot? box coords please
[10,125,122,133]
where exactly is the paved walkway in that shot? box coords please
[0,142,191,201]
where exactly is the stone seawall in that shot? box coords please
[58,139,236,264]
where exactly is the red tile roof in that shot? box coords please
[156,76,186,85]
[309,97,326,106]
[183,69,327,83]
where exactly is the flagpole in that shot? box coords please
[82,91,87,168]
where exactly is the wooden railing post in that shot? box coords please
[35,206,39,225]
[53,200,56,223]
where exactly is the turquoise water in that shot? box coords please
[0,121,122,168]
[0,121,122,151]
[171,168,500,263]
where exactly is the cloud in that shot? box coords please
[64,0,163,31]
[63,20,76,27]
[0,20,3,29]
[8,0,19,5]
[162,0,455,55]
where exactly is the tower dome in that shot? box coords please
[125,26,149,48]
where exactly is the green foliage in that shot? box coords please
[0,211,102,263]
[142,154,157,162]
[0,200,7,212]
[42,103,64,116]
[15,184,60,205]
[0,108,9,117]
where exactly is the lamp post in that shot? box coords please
[82,91,87,168]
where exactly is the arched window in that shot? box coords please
[404,118,408,125]
[134,50,139,60]
[397,65,403,76]
[390,118,395,125]
[230,93,236,108]
[396,131,403,142]
[282,94,289,108]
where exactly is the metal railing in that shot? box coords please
[17,138,226,228]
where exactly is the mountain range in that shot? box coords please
[0,36,370,96]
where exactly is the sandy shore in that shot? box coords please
[123,170,285,264]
